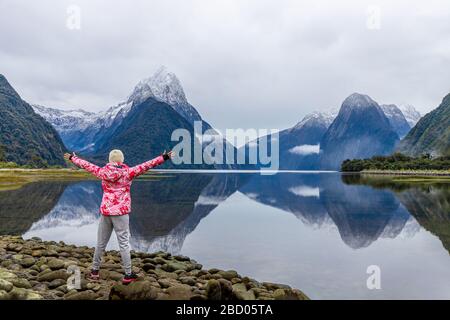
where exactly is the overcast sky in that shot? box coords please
[1,0,449,130]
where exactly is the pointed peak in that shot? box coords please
[343,93,376,106]
[397,103,421,126]
[338,93,381,116]
[127,66,187,106]
[0,74,20,99]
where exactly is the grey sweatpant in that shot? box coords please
[92,214,132,274]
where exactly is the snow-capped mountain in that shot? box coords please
[32,67,208,152]
[380,104,411,138]
[398,104,421,127]
[320,93,399,169]
[239,109,337,170]
[128,66,203,125]
[32,105,96,133]
[33,101,133,152]
[290,110,336,132]
[96,101,134,128]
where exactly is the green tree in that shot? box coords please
[29,154,49,168]
[0,144,5,162]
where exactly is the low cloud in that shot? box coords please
[288,186,320,198]
[288,144,320,155]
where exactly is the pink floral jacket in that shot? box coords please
[70,155,165,216]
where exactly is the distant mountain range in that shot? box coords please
[5,67,449,170]
[380,104,411,139]
[0,75,66,166]
[31,67,232,168]
[241,93,423,170]
[238,110,336,170]
[33,67,213,154]
[398,104,422,128]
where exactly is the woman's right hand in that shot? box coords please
[64,152,76,161]
[162,150,173,160]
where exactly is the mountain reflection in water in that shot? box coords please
[1,172,449,299]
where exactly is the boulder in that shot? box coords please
[0,290,9,299]
[108,271,123,281]
[86,283,101,291]
[218,270,239,280]
[48,279,67,289]
[142,263,155,272]
[205,279,221,300]
[157,278,177,289]
[165,284,193,300]
[173,255,191,262]
[65,290,99,300]
[32,283,48,292]
[273,288,309,300]
[47,258,65,270]
[10,278,32,289]
[99,270,123,281]
[0,268,17,281]
[37,270,69,282]
[5,287,43,300]
[109,281,160,300]
[153,257,167,265]
[161,261,188,272]
[262,282,291,291]
[178,276,196,286]
[31,250,44,257]
[0,279,13,292]
[43,250,59,257]
[19,257,36,268]
[232,283,255,300]
[218,279,233,300]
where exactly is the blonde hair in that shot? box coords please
[109,149,124,163]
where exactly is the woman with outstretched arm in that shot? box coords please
[64,149,173,284]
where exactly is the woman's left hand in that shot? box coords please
[162,150,173,160]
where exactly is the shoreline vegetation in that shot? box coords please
[341,153,450,175]
[359,169,450,177]
[0,168,165,191]
[0,235,309,300]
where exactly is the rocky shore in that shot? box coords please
[0,235,309,300]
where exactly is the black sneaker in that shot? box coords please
[122,272,138,284]
[89,269,100,281]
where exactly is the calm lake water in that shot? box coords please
[1,172,449,299]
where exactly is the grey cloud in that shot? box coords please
[0,0,449,130]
